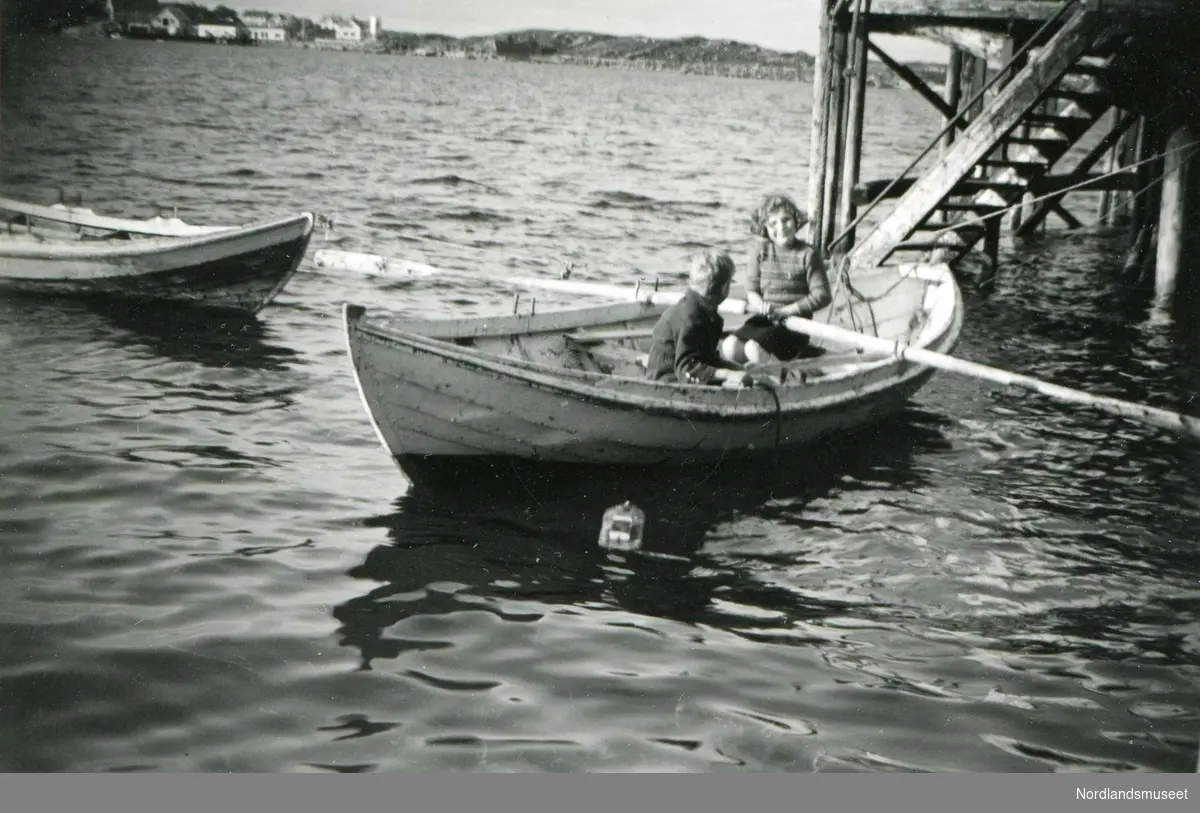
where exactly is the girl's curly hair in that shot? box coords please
[748,193,809,238]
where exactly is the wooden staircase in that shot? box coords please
[847,1,1127,271]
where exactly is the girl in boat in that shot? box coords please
[720,193,831,365]
[645,250,754,387]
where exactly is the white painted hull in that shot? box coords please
[343,263,964,482]
[0,212,315,314]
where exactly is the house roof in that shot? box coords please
[322,15,365,29]
[157,6,191,24]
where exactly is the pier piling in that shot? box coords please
[1154,123,1195,307]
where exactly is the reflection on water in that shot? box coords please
[0,296,301,372]
[336,410,954,669]
[325,395,1200,771]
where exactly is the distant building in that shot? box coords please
[239,10,286,28]
[319,16,362,41]
[196,22,241,40]
[247,26,286,42]
[151,7,191,37]
[192,6,248,41]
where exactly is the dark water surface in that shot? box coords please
[1,38,1198,772]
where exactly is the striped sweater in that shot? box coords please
[743,238,831,314]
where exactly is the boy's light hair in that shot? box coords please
[688,250,736,298]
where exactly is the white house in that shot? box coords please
[196,23,240,40]
[319,16,362,41]
[151,7,190,36]
[248,26,286,42]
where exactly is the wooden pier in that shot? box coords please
[807,0,1200,306]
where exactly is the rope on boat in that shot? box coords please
[753,375,785,464]
[824,253,882,341]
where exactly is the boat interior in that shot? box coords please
[0,196,227,244]
[413,264,945,388]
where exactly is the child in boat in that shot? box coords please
[645,250,754,387]
[720,193,831,365]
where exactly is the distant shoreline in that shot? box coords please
[48,24,946,88]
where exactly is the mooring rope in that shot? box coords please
[915,137,1200,242]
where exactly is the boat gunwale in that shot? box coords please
[0,211,315,262]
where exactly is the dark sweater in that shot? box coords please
[645,289,733,384]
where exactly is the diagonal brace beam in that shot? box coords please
[866,38,957,120]
[1015,108,1135,235]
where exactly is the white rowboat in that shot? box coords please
[342,262,964,487]
[0,196,316,314]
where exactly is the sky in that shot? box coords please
[221,0,950,62]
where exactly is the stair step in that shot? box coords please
[1003,136,1070,150]
[1067,61,1111,77]
[894,240,974,253]
[951,179,1025,193]
[979,159,1048,175]
[1085,34,1127,57]
[1023,114,1094,131]
[912,222,988,240]
[936,202,1006,213]
[1045,88,1110,107]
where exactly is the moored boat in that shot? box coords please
[0,196,316,315]
[341,261,964,487]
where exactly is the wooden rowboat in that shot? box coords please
[342,261,964,487]
[0,196,316,314]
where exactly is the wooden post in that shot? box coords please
[822,18,849,250]
[1112,121,1138,227]
[939,48,965,228]
[1155,123,1194,308]
[970,53,988,120]
[835,0,870,252]
[1131,116,1151,235]
[1098,108,1118,226]
[1123,224,1154,278]
[958,55,977,157]
[805,1,834,253]
[942,49,964,155]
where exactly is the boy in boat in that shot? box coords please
[720,194,831,365]
[645,250,754,387]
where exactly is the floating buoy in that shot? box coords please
[598,501,645,551]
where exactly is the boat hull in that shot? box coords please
[0,213,314,314]
[343,264,964,483]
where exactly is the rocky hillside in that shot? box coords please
[384,29,945,86]
[8,5,946,89]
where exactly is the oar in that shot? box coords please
[781,314,1200,442]
[313,247,696,302]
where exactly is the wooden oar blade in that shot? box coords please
[313,248,440,278]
